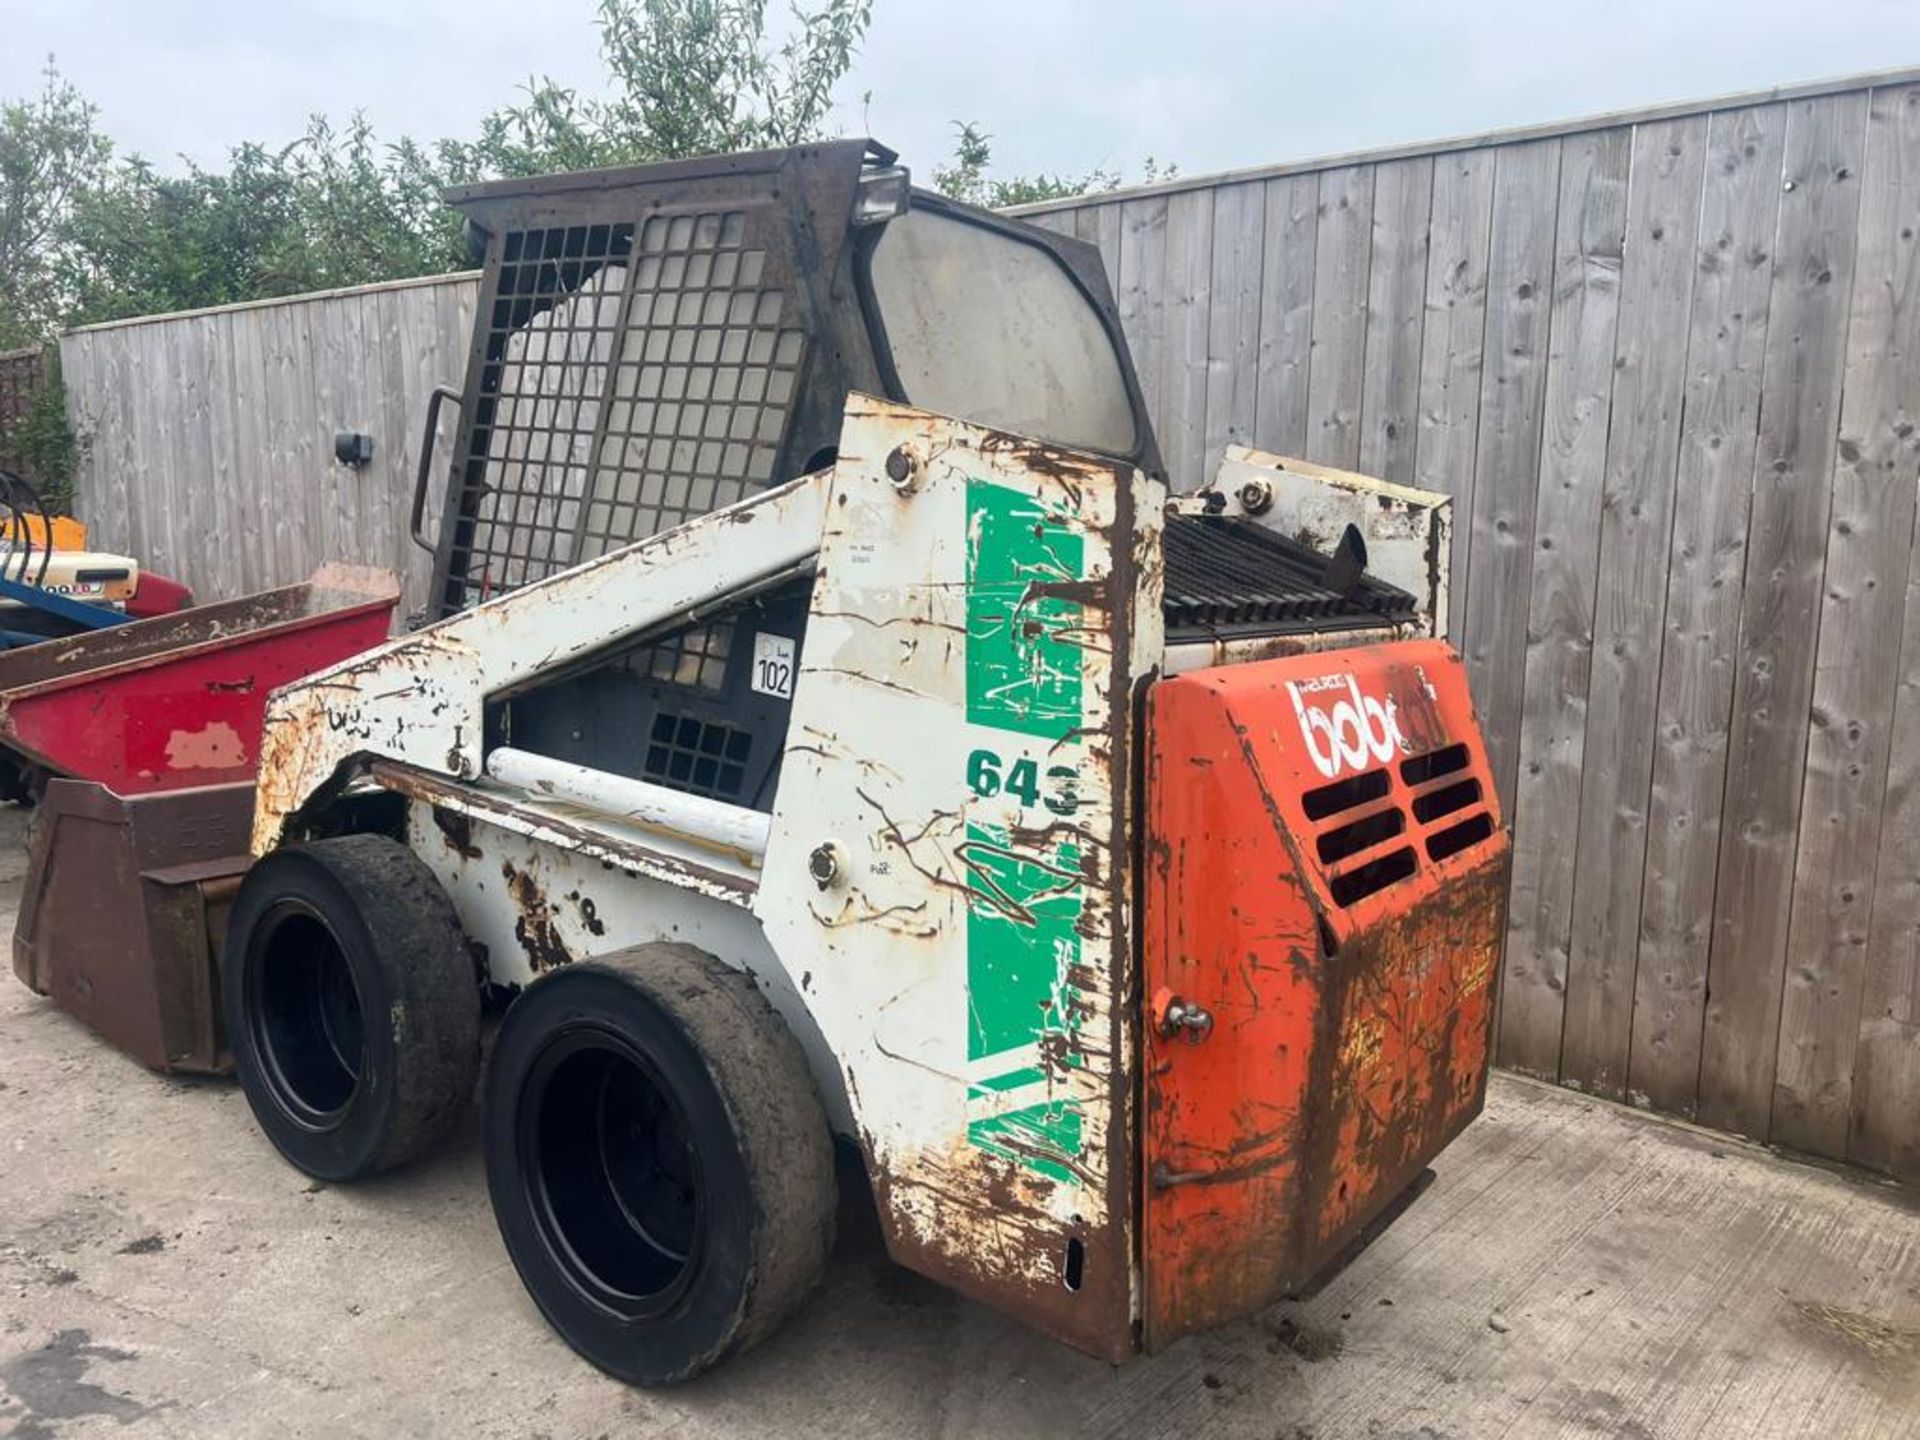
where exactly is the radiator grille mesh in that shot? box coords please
[1162,515,1420,637]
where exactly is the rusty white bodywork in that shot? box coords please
[251,394,1449,1357]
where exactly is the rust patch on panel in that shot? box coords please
[502,859,572,972]
[431,805,483,859]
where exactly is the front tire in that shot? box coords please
[484,943,836,1385]
[224,834,480,1181]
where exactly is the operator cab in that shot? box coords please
[449,142,1418,813]
[447,142,1157,806]
[430,140,1158,618]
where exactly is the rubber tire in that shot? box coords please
[484,943,836,1386]
[224,834,480,1182]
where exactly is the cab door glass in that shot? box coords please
[866,208,1138,457]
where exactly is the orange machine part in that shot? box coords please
[1141,638,1510,1347]
[0,514,86,551]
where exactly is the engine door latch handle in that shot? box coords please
[1153,989,1214,1045]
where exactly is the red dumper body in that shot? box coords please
[9,568,400,1072]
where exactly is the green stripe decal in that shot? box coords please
[967,1101,1084,1187]
[964,823,1082,1060]
[965,478,1085,737]
[963,478,1089,1184]
[967,1066,1046,1097]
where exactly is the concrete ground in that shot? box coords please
[2,810,1918,1440]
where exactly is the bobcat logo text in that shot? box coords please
[1286,673,1407,779]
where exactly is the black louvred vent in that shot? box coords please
[1317,807,1406,864]
[643,711,753,800]
[1303,769,1389,821]
[1401,743,1469,786]
[1328,847,1418,906]
[1413,778,1481,824]
[1427,813,1495,862]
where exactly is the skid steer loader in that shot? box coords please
[47,140,1510,1383]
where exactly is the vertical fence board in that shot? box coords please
[1775,83,1920,1154]
[1159,189,1216,491]
[351,296,401,577]
[226,307,273,594]
[58,338,102,534]
[361,292,403,585]
[93,334,130,551]
[313,298,356,577]
[1498,131,1629,1079]
[1117,196,1170,472]
[375,287,423,606]
[1464,139,1562,825]
[170,316,219,600]
[139,325,183,583]
[1306,166,1375,467]
[1253,173,1319,457]
[1853,122,1920,1181]
[1415,150,1498,648]
[77,334,120,550]
[203,314,242,602]
[1854,112,1920,1179]
[116,329,153,567]
[1562,116,1711,1100]
[1074,203,1125,292]
[257,301,300,584]
[116,331,148,563]
[1632,104,1789,1117]
[1856,554,1920,1176]
[429,281,478,607]
[1359,157,1435,487]
[1700,92,1870,1140]
[1202,184,1266,485]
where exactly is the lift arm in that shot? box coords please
[251,470,832,854]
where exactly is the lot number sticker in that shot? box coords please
[751,632,796,699]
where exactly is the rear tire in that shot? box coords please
[224,834,480,1181]
[484,943,836,1385]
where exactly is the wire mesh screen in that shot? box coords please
[452,209,810,600]
[623,621,731,693]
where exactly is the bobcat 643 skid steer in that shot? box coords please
[31,140,1510,1384]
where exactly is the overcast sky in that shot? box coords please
[4,0,1919,190]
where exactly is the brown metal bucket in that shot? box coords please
[12,778,254,1073]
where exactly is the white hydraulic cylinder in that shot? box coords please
[485,747,772,859]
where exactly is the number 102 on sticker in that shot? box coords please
[751,632,796,699]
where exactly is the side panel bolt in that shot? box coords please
[808,841,844,890]
[885,444,922,494]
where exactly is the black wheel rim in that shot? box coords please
[246,902,366,1128]
[520,1026,705,1321]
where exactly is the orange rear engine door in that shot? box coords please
[1141,638,1510,1346]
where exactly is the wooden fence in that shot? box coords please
[60,273,479,617]
[1017,68,1920,1177]
[59,67,1920,1177]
